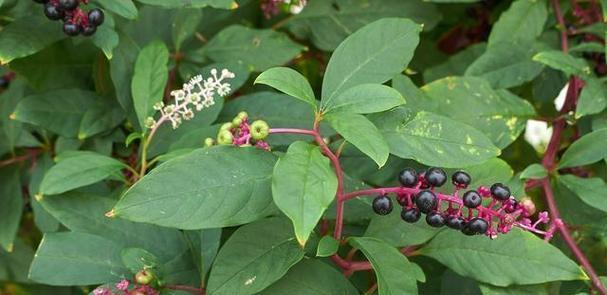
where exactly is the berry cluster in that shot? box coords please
[205,112,271,150]
[372,167,553,238]
[92,270,159,295]
[33,0,104,37]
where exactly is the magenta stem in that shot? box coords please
[269,128,317,136]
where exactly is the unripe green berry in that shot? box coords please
[237,111,248,119]
[204,137,214,147]
[135,270,155,285]
[217,130,234,145]
[220,123,233,131]
[250,120,270,140]
[232,117,243,127]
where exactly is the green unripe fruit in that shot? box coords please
[237,111,248,119]
[250,120,270,140]
[135,270,155,285]
[232,117,243,127]
[220,123,233,131]
[217,130,234,145]
[204,137,214,147]
[240,143,252,147]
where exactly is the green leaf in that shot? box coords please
[479,283,548,295]
[78,100,125,140]
[288,0,440,51]
[325,84,404,114]
[364,204,441,247]
[12,89,106,138]
[206,218,304,295]
[558,128,607,168]
[94,0,138,19]
[262,259,359,295]
[487,0,547,46]
[29,232,128,285]
[349,237,423,294]
[172,9,203,52]
[576,78,607,119]
[0,167,23,252]
[316,236,339,257]
[111,33,141,131]
[113,146,277,229]
[325,111,390,167]
[419,229,587,286]
[519,164,547,180]
[370,108,500,167]
[28,155,60,233]
[39,151,126,195]
[135,0,235,9]
[559,174,607,213]
[421,77,536,148]
[465,42,544,88]
[272,142,338,246]
[424,43,487,83]
[91,26,120,60]
[121,248,160,273]
[0,239,35,283]
[533,51,592,76]
[321,18,421,108]
[132,40,169,130]
[254,67,317,109]
[202,25,305,71]
[0,16,65,64]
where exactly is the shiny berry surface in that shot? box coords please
[398,168,418,187]
[415,190,438,213]
[425,167,447,187]
[372,195,393,215]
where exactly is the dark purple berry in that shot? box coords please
[0,77,9,89]
[59,0,79,11]
[446,216,466,230]
[44,3,64,20]
[398,168,418,188]
[461,224,476,235]
[467,217,489,234]
[504,198,519,213]
[426,167,447,187]
[63,22,81,36]
[372,195,393,215]
[415,190,438,213]
[490,183,511,201]
[452,170,471,188]
[33,0,49,4]
[81,25,96,36]
[462,190,482,208]
[401,208,421,223]
[88,8,105,26]
[426,211,445,227]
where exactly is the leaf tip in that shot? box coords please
[105,209,117,218]
[8,112,16,120]
[77,132,87,140]
[230,1,239,9]
[296,236,307,248]
[34,193,44,202]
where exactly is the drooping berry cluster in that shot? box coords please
[205,112,271,150]
[260,0,307,18]
[32,0,104,37]
[92,270,159,295]
[372,167,553,238]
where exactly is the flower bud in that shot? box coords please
[520,197,536,215]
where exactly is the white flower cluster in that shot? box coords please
[146,68,235,129]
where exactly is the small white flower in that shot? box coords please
[525,119,553,152]
[153,101,164,111]
[182,109,195,120]
[554,83,568,111]
[144,117,156,129]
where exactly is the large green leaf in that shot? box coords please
[91,25,120,60]
[487,0,547,46]
[206,218,304,295]
[321,18,421,108]
[559,175,607,213]
[255,67,317,109]
[113,146,277,229]
[532,51,592,76]
[349,237,423,294]
[0,16,65,64]
[39,151,127,196]
[0,239,34,283]
[29,232,128,286]
[0,167,23,252]
[325,111,390,167]
[558,128,607,168]
[324,84,405,114]
[111,33,141,131]
[422,77,535,148]
[424,43,487,83]
[272,141,337,246]
[131,40,169,130]
[262,259,358,295]
[479,283,548,295]
[202,25,305,71]
[94,0,138,19]
[419,229,586,286]
[365,206,441,247]
[370,108,500,167]
[135,0,235,8]
[28,155,60,233]
[576,78,607,119]
[172,9,203,51]
[288,0,439,51]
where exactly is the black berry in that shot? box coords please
[81,25,96,36]
[372,195,393,215]
[466,217,489,234]
[44,3,64,20]
[396,195,408,207]
[88,8,105,26]
[415,190,438,213]
[398,168,418,187]
[490,183,511,201]
[425,167,447,187]
[59,0,79,11]
[452,170,471,188]
[0,77,9,89]
[461,224,476,236]
[462,190,482,208]
[33,0,49,3]
[63,22,81,36]
[446,216,466,230]
[426,211,445,227]
[504,198,519,213]
[401,207,421,223]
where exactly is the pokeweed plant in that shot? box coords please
[0,0,607,294]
